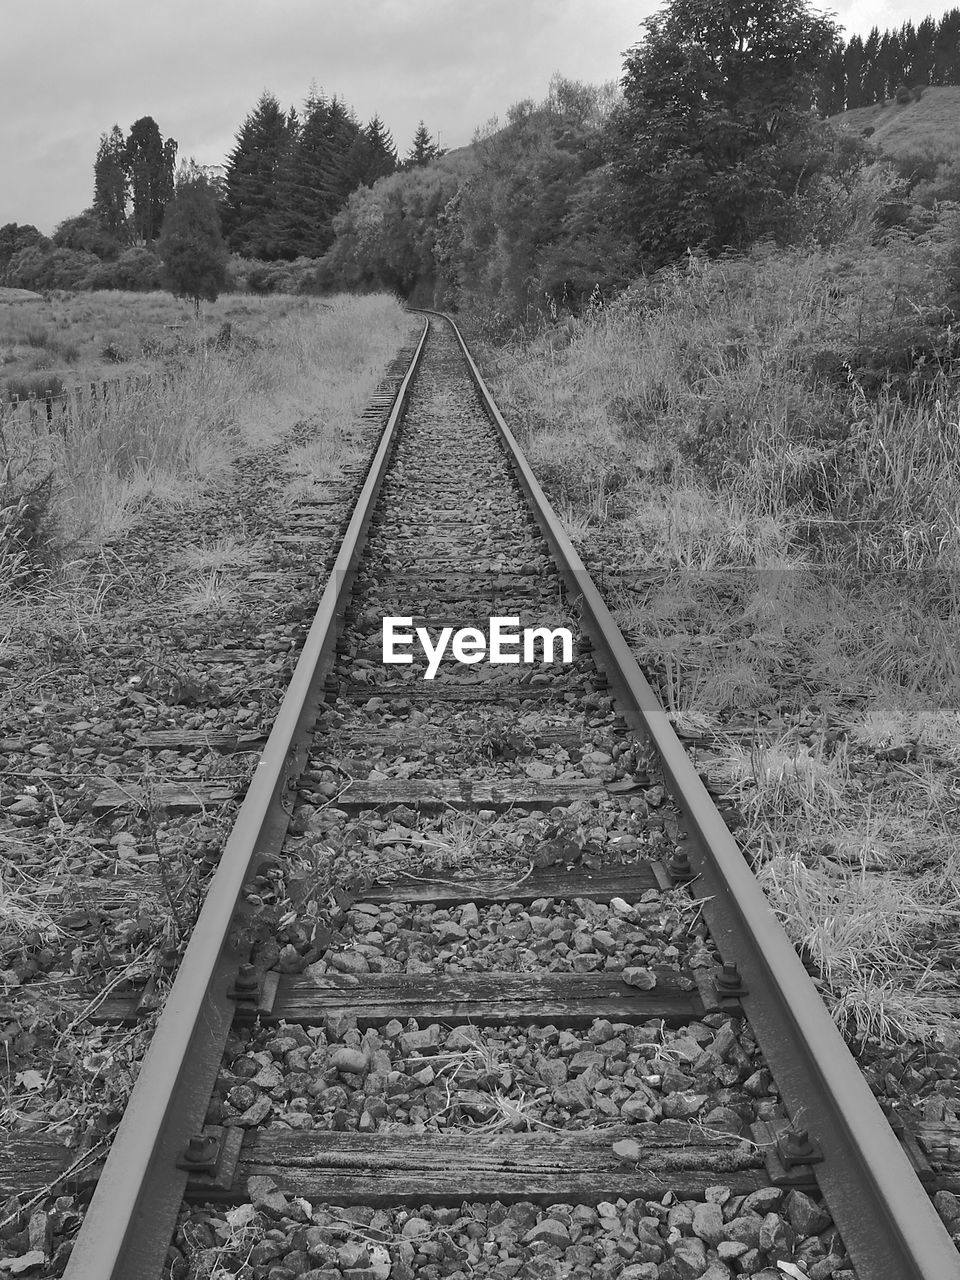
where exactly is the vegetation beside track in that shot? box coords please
[0,293,412,581]
[479,231,960,1049]
[0,305,418,1246]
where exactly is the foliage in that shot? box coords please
[221,93,296,261]
[84,248,165,291]
[53,208,123,261]
[324,76,628,317]
[158,174,229,310]
[609,0,842,261]
[222,90,397,263]
[326,159,465,299]
[4,246,100,292]
[820,10,960,112]
[125,116,178,244]
[405,121,440,168]
[0,224,49,282]
[93,126,130,243]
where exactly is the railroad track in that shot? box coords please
[48,313,958,1278]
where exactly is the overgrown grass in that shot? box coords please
[483,217,960,1042]
[0,293,413,561]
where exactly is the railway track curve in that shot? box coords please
[55,312,959,1280]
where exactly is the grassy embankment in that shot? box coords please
[0,291,412,586]
[485,225,960,1044]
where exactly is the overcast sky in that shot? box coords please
[0,0,939,234]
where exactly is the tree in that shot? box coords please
[53,208,122,260]
[221,92,297,259]
[157,172,228,313]
[125,116,177,243]
[610,0,840,261]
[93,126,130,242]
[406,121,439,167]
[278,92,365,257]
[0,223,49,282]
[356,115,398,185]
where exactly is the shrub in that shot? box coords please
[85,247,164,291]
[5,246,99,291]
[2,373,66,403]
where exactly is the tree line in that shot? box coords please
[0,96,440,296]
[2,1,960,316]
[817,9,960,113]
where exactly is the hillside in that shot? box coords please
[829,84,960,164]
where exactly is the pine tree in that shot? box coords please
[406,121,438,167]
[359,116,398,185]
[818,45,847,113]
[843,35,867,107]
[93,126,130,242]
[125,116,177,243]
[158,172,228,313]
[933,10,960,84]
[222,92,297,260]
[912,17,937,85]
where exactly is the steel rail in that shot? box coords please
[63,317,430,1280]
[440,310,960,1280]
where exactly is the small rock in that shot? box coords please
[934,1190,960,1226]
[758,1211,794,1255]
[370,1243,391,1278]
[724,1216,762,1248]
[741,1187,782,1215]
[247,1175,290,1215]
[691,1201,725,1246]
[331,1047,369,1075]
[613,1138,643,1163]
[436,921,468,943]
[27,1211,51,1255]
[672,1235,708,1278]
[337,1241,368,1268]
[717,1241,748,1260]
[784,1188,832,1236]
[7,796,41,816]
[536,1057,567,1087]
[622,967,657,990]
[399,1029,437,1055]
[401,1216,431,1241]
[523,1217,571,1247]
[0,1253,46,1275]
[329,950,371,975]
[660,1091,707,1118]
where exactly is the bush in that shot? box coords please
[242,257,324,295]
[85,247,164,291]
[2,373,66,403]
[5,246,99,291]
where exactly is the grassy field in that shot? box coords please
[830,85,960,166]
[484,226,960,1043]
[0,292,413,575]
[0,289,343,399]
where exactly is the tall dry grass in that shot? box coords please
[0,294,412,560]
[483,222,960,1041]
